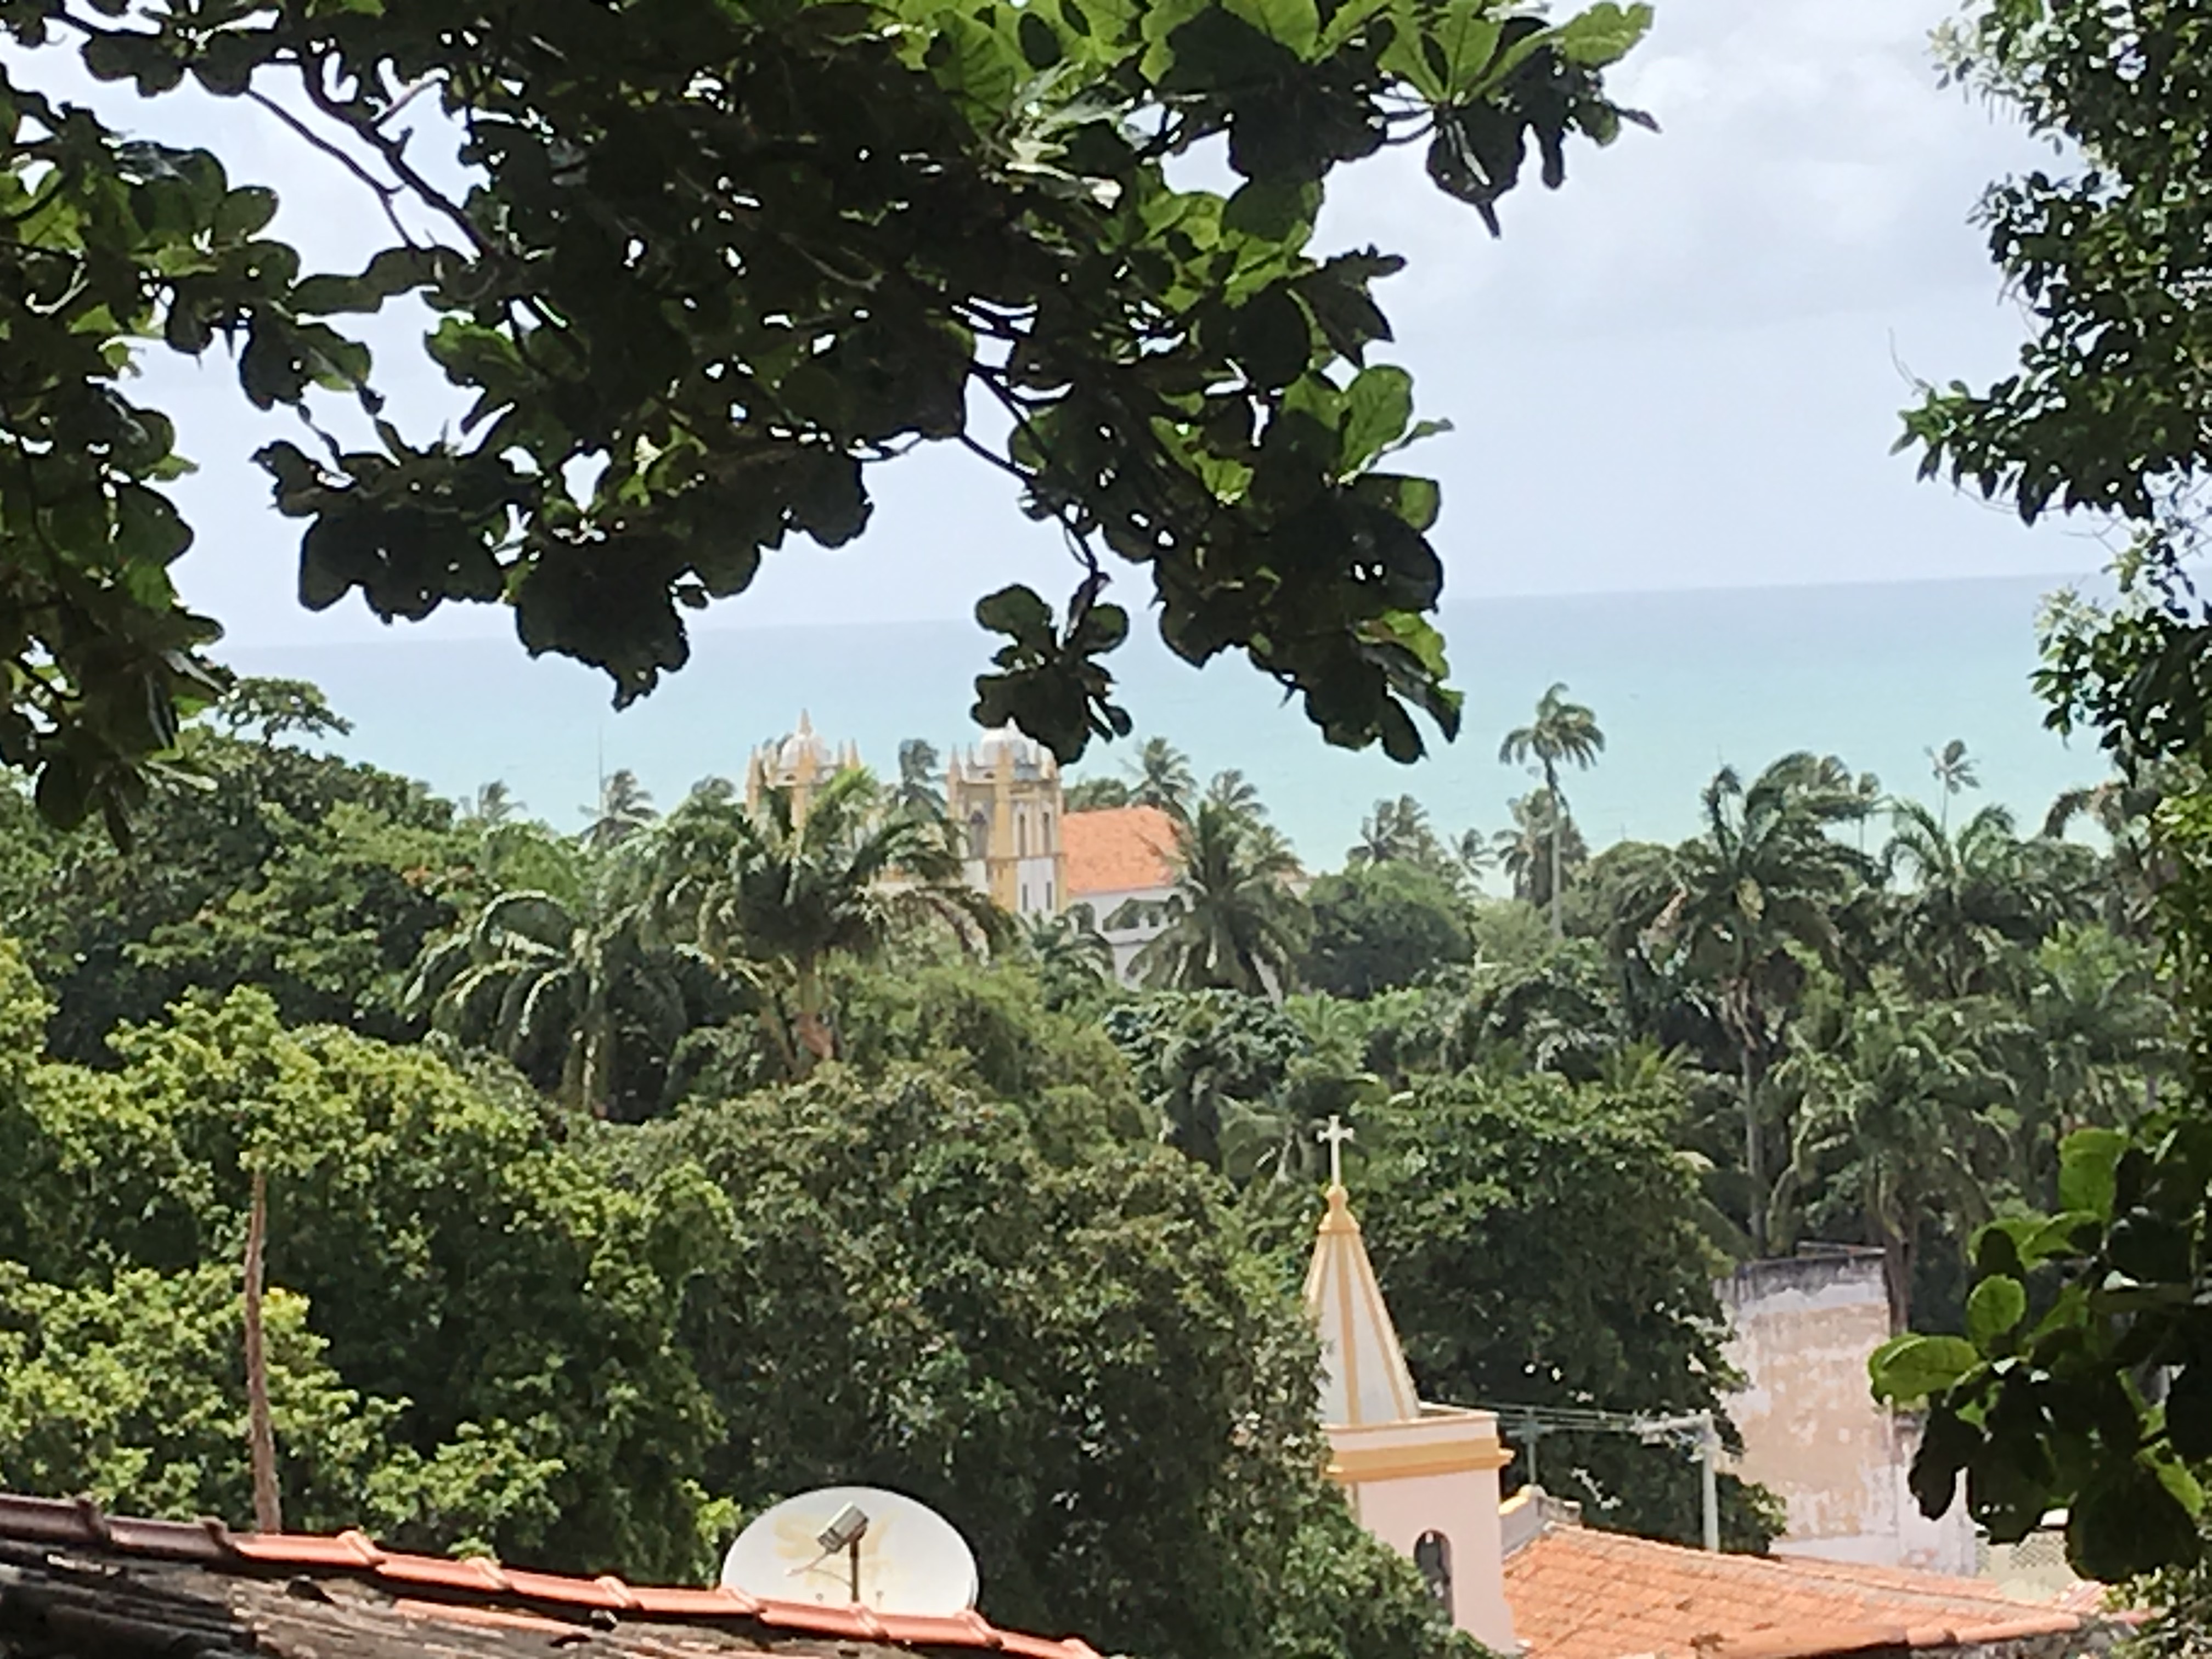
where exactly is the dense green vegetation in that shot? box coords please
[0,659,2170,1652]
[1855,0,2212,1594]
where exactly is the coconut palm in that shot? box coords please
[1492,788,1588,911]
[1026,910,1115,991]
[1926,738,1980,831]
[1649,755,1867,1255]
[1785,995,2016,1332]
[896,739,946,817]
[1883,801,2049,999]
[1347,795,1438,868]
[405,887,715,1117]
[1205,768,1266,820]
[2045,772,2169,937]
[583,768,657,853]
[1065,776,1133,810]
[650,769,999,1071]
[462,780,522,827]
[1136,799,1306,997]
[1126,738,1197,820]
[1499,685,1606,936]
[2007,924,2180,1206]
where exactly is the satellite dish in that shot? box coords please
[720,1486,981,1615]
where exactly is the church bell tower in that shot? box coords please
[1304,1121,1519,1654]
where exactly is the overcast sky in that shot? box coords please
[54,0,2108,648]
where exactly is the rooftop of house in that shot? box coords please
[0,1495,1101,1659]
[1062,806,1178,899]
[1503,1515,2113,1659]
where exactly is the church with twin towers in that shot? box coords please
[740,713,1181,980]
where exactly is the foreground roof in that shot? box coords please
[1063,807,1178,899]
[0,1494,1100,1659]
[1505,1522,2109,1659]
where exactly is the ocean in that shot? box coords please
[229,573,2113,867]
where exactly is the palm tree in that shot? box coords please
[1065,776,1133,810]
[1205,768,1266,820]
[1499,685,1606,936]
[1451,827,1499,888]
[1347,795,1438,868]
[407,889,635,1114]
[1926,738,1980,832]
[1026,911,1115,996]
[1883,800,2068,998]
[1136,800,1306,998]
[1126,738,1197,820]
[1649,755,1867,1255]
[2007,924,2179,1206]
[1785,995,2015,1332]
[1492,788,1587,911]
[896,740,946,817]
[583,768,656,853]
[463,780,522,827]
[2045,771,2170,937]
[651,769,998,1071]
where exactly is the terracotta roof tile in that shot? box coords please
[1063,806,1179,898]
[0,1492,1099,1659]
[1505,1526,2104,1659]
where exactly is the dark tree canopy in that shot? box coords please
[0,0,1653,838]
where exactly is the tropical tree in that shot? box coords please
[1785,994,2017,1333]
[462,781,522,827]
[1492,788,1588,913]
[1024,911,1116,1003]
[1499,685,1606,936]
[1346,795,1440,869]
[1883,801,2049,999]
[583,770,657,854]
[1136,801,1306,998]
[650,770,998,1071]
[1300,862,1474,1000]
[2045,771,2170,938]
[1926,740,1980,831]
[1065,777,1134,811]
[1204,769,1266,820]
[1126,739,1198,821]
[404,887,724,1118]
[897,740,947,817]
[1650,755,1867,1255]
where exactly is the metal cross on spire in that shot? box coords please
[1318,1115,1355,1190]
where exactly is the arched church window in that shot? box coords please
[1413,1532,1452,1620]
[1041,808,1053,849]
[1017,812,1029,856]
[967,812,990,860]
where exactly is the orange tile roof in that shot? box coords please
[1063,806,1180,898]
[1505,1525,2103,1659]
[0,1492,1101,1659]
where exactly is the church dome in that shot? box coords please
[769,712,836,774]
[971,724,1049,775]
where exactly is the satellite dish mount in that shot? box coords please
[805,1503,870,1604]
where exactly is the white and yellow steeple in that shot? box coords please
[1303,1118,1520,1654]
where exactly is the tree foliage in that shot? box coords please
[1,0,1657,837]
[1871,0,2212,1587]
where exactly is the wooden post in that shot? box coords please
[244,1166,282,1534]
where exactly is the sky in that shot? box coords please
[29,0,2112,652]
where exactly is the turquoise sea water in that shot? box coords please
[230,573,2112,867]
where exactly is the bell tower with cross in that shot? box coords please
[1302,1116,1519,1654]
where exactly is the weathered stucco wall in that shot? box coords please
[1720,1252,1978,1575]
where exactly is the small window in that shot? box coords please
[1414,1532,1451,1620]
[967,811,989,860]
